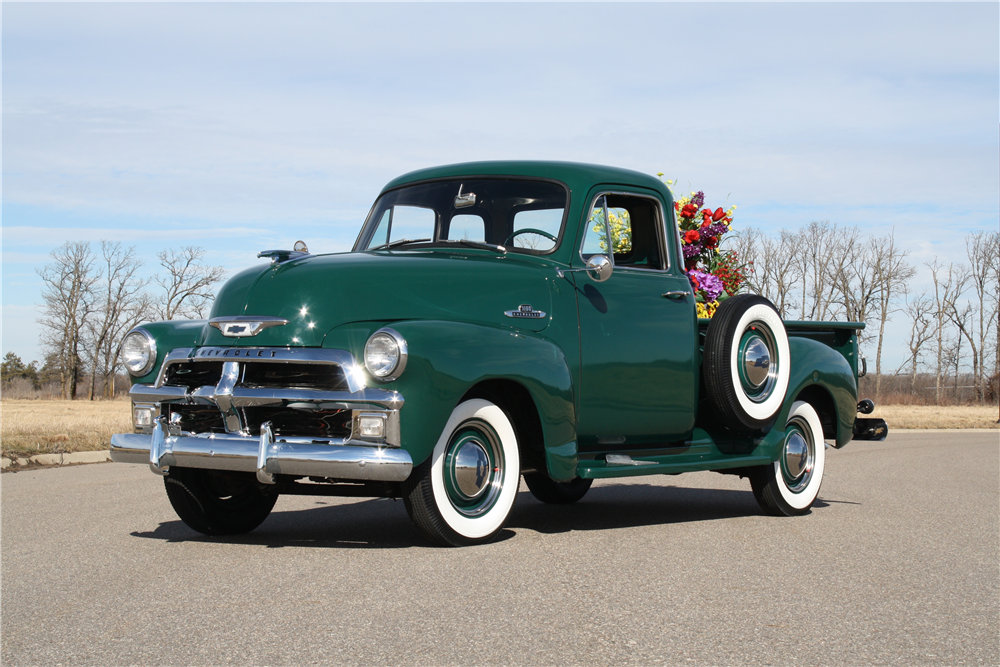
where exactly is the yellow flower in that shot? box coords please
[696,301,720,319]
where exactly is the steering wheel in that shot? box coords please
[504,228,558,246]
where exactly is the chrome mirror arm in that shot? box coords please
[556,255,613,283]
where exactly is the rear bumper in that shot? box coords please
[852,417,888,441]
[111,420,412,484]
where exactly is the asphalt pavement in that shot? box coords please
[2,431,997,666]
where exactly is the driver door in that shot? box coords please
[574,189,698,450]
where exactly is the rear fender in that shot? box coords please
[776,337,859,450]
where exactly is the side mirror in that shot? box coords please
[587,255,613,283]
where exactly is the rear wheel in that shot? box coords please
[749,401,826,516]
[524,473,592,504]
[403,399,520,547]
[164,468,278,535]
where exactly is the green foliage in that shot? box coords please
[1,352,40,388]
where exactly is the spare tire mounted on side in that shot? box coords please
[703,294,791,431]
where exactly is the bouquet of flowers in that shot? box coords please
[662,179,747,318]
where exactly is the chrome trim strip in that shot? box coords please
[155,347,365,393]
[111,432,413,483]
[130,384,404,411]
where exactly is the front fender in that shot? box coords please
[323,320,577,476]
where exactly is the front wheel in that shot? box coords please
[164,468,278,535]
[749,401,826,516]
[403,399,520,546]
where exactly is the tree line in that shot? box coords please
[4,229,998,406]
[2,241,225,400]
[730,225,999,405]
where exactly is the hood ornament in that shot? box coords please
[258,240,310,264]
[209,316,289,338]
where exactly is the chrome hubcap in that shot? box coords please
[784,432,808,479]
[738,325,779,403]
[444,419,504,517]
[782,419,815,493]
[452,440,491,500]
[743,336,771,388]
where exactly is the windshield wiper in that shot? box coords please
[454,240,507,254]
[369,238,432,251]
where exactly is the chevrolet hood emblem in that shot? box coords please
[209,316,289,338]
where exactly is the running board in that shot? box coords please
[578,453,772,480]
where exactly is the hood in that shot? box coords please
[200,250,556,347]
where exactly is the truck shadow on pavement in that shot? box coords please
[130,484,837,549]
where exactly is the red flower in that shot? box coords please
[688,273,700,291]
[704,236,718,249]
[674,202,680,211]
[683,230,701,244]
[680,204,698,218]
[712,207,725,222]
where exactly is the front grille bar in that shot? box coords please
[155,347,365,394]
[132,346,403,446]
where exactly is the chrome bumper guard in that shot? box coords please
[111,419,412,483]
[111,346,411,484]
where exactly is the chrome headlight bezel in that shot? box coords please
[364,327,408,381]
[121,328,157,377]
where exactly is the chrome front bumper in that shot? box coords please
[111,419,413,484]
[111,346,412,484]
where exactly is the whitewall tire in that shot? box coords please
[749,401,826,516]
[403,399,520,546]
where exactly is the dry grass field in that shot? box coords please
[1,400,996,458]
[1,399,132,458]
[871,404,999,430]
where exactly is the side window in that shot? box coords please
[581,194,665,269]
[388,206,436,243]
[446,214,486,242]
[510,209,561,251]
[369,209,390,248]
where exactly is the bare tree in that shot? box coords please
[37,241,101,399]
[155,246,226,320]
[963,231,1000,403]
[796,221,839,321]
[869,230,916,399]
[85,241,152,399]
[735,227,800,317]
[928,260,967,404]
[899,291,935,392]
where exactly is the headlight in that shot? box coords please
[364,328,407,381]
[121,328,156,377]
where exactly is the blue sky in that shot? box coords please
[3,2,998,369]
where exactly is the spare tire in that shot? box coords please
[703,294,790,431]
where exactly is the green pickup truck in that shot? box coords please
[111,161,887,546]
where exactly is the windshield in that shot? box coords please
[354,178,568,254]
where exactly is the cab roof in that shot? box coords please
[381,160,671,199]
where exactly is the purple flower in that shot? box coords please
[688,269,724,301]
[683,244,701,258]
[691,191,705,209]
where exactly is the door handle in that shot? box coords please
[662,291,688,300]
